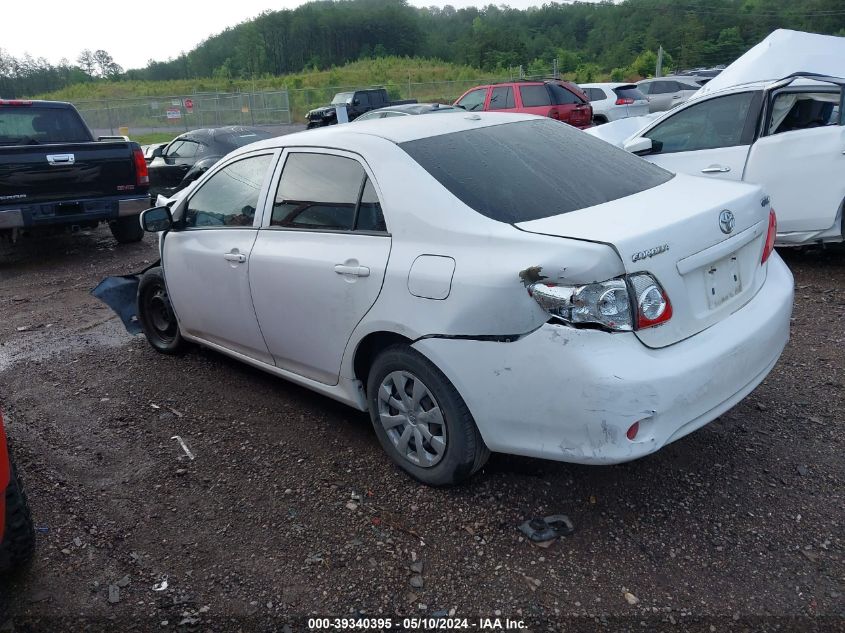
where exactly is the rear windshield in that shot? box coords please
[613,86,647,101]
[219,129,273,150]
[400,119,674,223]
[548,82,585,105]
[0,106,91,145]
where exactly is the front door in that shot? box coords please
[249,150,391,385]
[163,151,277,364]
[641,90,763,182]
[745,86,845,233]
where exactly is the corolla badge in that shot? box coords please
[631,243,670,263]
[719,209,735,234]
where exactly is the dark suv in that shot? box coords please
[454,80,593,128]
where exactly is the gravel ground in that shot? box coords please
[0,227,842,633]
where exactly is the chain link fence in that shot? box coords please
[74,90,292,136]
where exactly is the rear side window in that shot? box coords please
[613,86,647,101]
[584,88,605,102]
[0,106,91,145]
[548,83,583,105]
[272,153,386,232]
[401,119,673,223]
[489,86,515,110]
[519,85,552,107]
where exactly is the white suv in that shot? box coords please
[580,83,650,123]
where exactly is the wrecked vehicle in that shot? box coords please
[0,408,35,572]
[132,112,793,485]
[587,30,845,247]
[0,99,150,244]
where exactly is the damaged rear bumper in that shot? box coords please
[413,254,794,465]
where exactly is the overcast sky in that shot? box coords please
[2,0,579,71]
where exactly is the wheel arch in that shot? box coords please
[352,330,415,387]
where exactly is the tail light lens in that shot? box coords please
[133,147,149,186]
[615,98,634,105]
[0,99,33,106]
[761,208,777,264]
[528,272,671,332]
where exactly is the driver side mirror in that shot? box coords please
[623,136,654,155]
[352,98,360,106]
[152,146,164,158]
[140,206,173,232]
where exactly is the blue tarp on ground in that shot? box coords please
[91,275,142,335]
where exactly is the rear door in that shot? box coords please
[745,83,845,234]
[547,83,592,127]
[249,149,391,385]
[163,150,278,363]
[639,90,763,182]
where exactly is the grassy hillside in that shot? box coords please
[33,57,502,102]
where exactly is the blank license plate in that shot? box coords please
[706,253,742,309]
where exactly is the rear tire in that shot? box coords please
[137,267,186,354]
[366,345,489,486]
[0,458,35,573]
[110,216,144,244]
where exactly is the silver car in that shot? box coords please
[636,77,702,112]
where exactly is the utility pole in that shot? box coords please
[656,46,664,78]
[553,58,558,79]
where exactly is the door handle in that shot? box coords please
[334,264,370,277]
[224,252,247,263]
[701,165,731,173]
[672,94,682,99]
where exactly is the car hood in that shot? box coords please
[584,114,660,147]
[307,106,337,118]
[693,29,845,100]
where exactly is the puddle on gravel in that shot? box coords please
[0,318,134,372]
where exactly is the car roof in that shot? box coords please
[579,83,635,89]
[367,103,457,115]
[235,112,540,155]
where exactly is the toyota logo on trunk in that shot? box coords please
[719,210,735,234]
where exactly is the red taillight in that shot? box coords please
[133,147,149,186]
[761,208,777,264]
[615,98,634,105]
[629,273,673,330]
[0,99,33,106]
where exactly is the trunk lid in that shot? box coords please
[516,174,771,348]
[0,141,139,205]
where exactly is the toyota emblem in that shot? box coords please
[719,210,735,234]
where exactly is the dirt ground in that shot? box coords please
[0,227,842,632]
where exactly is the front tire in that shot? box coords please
[366,345,489,486]
[110,216,144,244]
[137,267,186,354]
[0,459,35,573]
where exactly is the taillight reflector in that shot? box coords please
[133,147,149,186]
[626,421,640,441]
[761,208,777,264]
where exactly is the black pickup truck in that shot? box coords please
[306,88,417,128]
[0,99,150,244]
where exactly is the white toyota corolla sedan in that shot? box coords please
[137,113,794,486]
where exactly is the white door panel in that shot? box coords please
[249,231,391,384]
[646,145,750,182]
[745,125,845,233]
[164,229,272,363]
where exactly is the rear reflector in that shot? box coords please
[626,421,640,441]
[133,147,150,186]
[761,208,777,264]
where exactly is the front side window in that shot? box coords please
[645,92,756,153]
[519,85,552,107]
[489,86,515,110]
[184,154,272,228]
[650,81,675,94]
[456,88,488,112]
[271,153,385,232]
[167,140,200,159]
